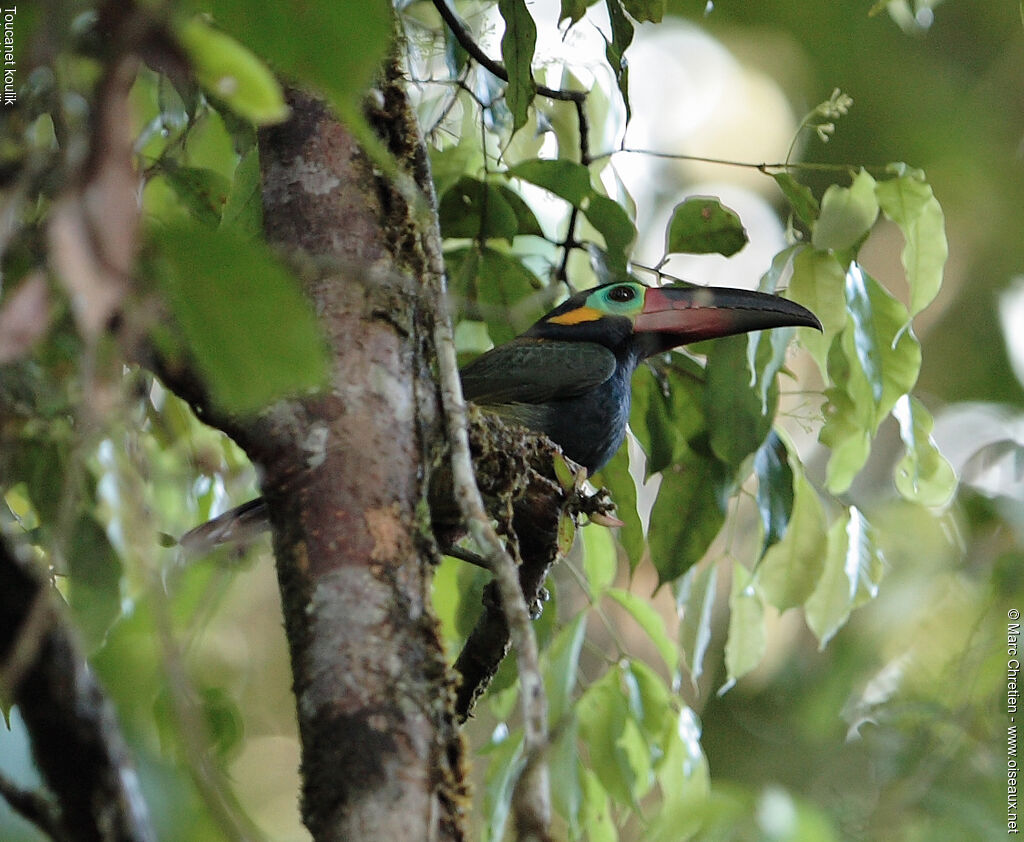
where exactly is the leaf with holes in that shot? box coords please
[666,196,748,257]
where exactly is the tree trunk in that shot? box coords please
[245,76,468,840]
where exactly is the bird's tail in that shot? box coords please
[176,497,271,557]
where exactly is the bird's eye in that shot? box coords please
[607,285,636,303]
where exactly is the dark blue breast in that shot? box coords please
[532,360,635,473]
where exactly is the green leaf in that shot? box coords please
[608,588,679,677]
[676,561,718,688]
[152,223,329,413]
[559,0,591,24]
[892,394,957,506]
[438,177,520,243]
[483,730,524,842]
[582,521,619,598]
[772,172,820,228]
[630,356,705,478]
[755,471,828,612]
[622,660,673,741]
[819,384,872,495]
[544,614,588,722]
[753,430,794,557]
[805,507,884,647]
[507,158,593,206]
[666,197,748,257]
[844,263,921,420]
[786,247,846,372]
[475,249,545,344]
[648,709,709,842]
[721,561,765,693]
[583,194,637,263]
[549,722,584,837]
[623,0,666,22]
[603,0,634,122]
[498,0,538,133]
[577,668,639,806]
[176,17,288,125]
[160,164,232,227]
[199,0,391,113]
[219,146,263,236]
[811,168,879,252]
[875,165,947,316]
[647,443,729,586]
[593,447,645,571]
[579,767,617,842]
[494,184,545,237]
[705,335,772,470]
[67,514,123,652]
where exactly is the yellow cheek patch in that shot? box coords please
[548,305,603,325]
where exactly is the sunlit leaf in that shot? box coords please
[507,158,592,206]
[812,168,878,253]
[152,223,329,413]
[844,263,921,420]
[623,660,673,741]
[176,17,288,125]
[772,172,820,228]
[805,507,884,647]
[498,0,537,133]
[786,246,846,372]
[892,394,957,506]
[483,730,524,842]
[755,471,827,611]
[875,164,947,316]
[647,443,729,586]
[753,430,794,557]
[549,721,584,837]
[544,613,588,722]
[608,588,679,676]
[583,521,619,598]
[666,196,748,257]
[676,561,717,688]
[577,668,638,806]
[593,448,645,571]
[579,767,617,842]
[721,561,765,693]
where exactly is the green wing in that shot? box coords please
[459,339,616,407]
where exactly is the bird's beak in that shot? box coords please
[633,284,822,342]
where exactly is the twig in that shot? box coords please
[417,122,552,840]
[0,770,65,842]
[431,0,585,104]
[0,536,156,842]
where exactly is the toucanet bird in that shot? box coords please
[459,280,821,475]
[178,280,820,552]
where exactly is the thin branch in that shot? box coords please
[417,134,552,841]
[593,146,891,176]
[0,536,156,842]
[0,770,65,842]
[431,0,585,104]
